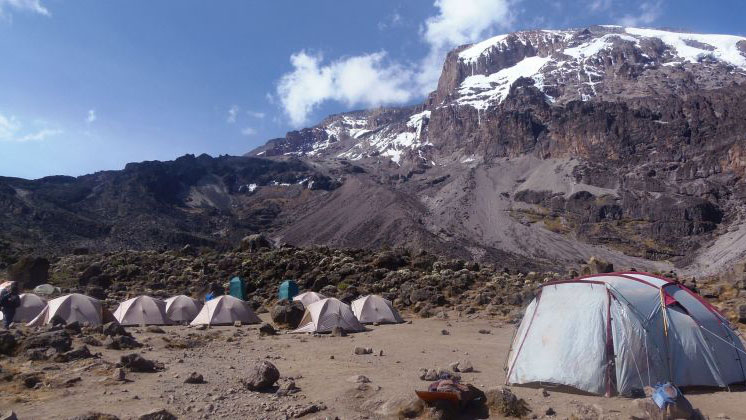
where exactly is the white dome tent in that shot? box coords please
[27,293,103,327]
[189,295,261,326]
[506,272,746,396]
[165,295,203,323]
[351,295,404,324]
[113,296,171,326]
[293,297,364,333]
[293,291,326,307]
[0,293,47,323]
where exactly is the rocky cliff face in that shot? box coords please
[3,26,746,275]
[245,26,746,273]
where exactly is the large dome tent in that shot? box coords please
[0,293,47,323]
[164,295,203,323]
[293,291,326,307]
[505,272,746,396]
[27,293,104,327]
[351,295,404,324]
[293,297,364,333]
[189,295,261,326]
[113,296,171,326]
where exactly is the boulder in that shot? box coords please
[449,360,474,373]
[104,335,142,350]
[21,330,72,353]
[373,251,407,270]
[587,256,614,274]
[240,234,272,253]
[184,372,205,384]
[485,387,531,417]
[0,331,17,356]
[8,256,49,289]
[102,322,129,337]
[137,409,177,420]
[242,360,280,391]
[258,322,276,336]
[270,300,304,329]
[54,345,94,363]
[120,354,163,372]
[66,413,119,420]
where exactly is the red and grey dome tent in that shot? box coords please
[505,272,746,396]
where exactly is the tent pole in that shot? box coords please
[659,289,673,383]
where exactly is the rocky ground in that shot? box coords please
[1,314,745,419]
[2,241,746,418]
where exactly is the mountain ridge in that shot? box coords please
[3,25,746,276]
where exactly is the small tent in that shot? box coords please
[293,291,326,307]
[229,277,246,300]
[165,295,203,323]
[189,295,261,326]
[351,295,404,324]
[279,280,299,301]
[0,293,47,323]
[293,298,364,333]
[27,293,103,327]
[506,272,746,396]
[113,296,171,326]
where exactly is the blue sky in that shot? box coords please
[0,0,744,179]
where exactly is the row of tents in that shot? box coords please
[7,290,403,333]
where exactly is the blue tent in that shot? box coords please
[229,276,246,300]
[278,280,299,301]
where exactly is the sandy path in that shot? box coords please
[2,314,744,419]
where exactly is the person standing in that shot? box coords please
[0,282,21,329]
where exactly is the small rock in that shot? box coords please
[195,324,207,331]
[233,321,242,327]
[294,403,325,418]
[137,408,177,420]
[184,372,205,384]
[241,360,280,391]
[441,329,450,335]
[259,323,276,336]
[146,326,165,334]
[478,329,491,334]
[347,375,370,384]
[113,368,126,381]
[545,407,555,416]
[541,388,549,397]
[354,346,373,355]
[120,354,163,372]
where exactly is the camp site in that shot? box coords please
[3,1,746,418]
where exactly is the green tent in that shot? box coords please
[278,280,299,301]
[229,276,246,300]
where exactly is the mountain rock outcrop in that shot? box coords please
[3,25,746,275]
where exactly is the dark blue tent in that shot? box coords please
[278,280,299,301]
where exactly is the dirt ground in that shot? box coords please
[1,313,744,419]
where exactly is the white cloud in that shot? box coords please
[378,11,403,31]
[0,112,61,142]
[274,0,517,126]
[589,0,612,12]
[246,110,265,119]
[0,113,21,139]
[16,128,62,142]
[0,0,50,17]
[276,51,414,126]
[86,109,96,123]
[227,105,239,123]
[417,0,516,93]
[241,127,257,136]
[619,1,663,26]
